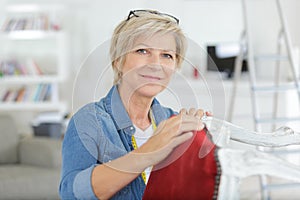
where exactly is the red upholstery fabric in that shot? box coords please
[142,128,219,200]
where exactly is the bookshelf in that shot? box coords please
[0,4,68,112]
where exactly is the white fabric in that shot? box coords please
[133,124,154,184]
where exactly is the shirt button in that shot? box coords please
[130,126,134,130]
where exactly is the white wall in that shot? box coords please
[1,0,299,133]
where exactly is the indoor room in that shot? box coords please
[0,0,299,199]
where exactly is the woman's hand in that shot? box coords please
[134,108,209,167]
[96,108,210,200]
[180,108,213,119]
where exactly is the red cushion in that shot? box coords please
[142,128,220,200]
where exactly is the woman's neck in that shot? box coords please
[118,84,153,130]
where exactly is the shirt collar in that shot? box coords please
[104,85,132,130]
[104,85,168,131]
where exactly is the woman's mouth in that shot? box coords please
[140,74,162,81]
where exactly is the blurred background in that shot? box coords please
[0,0,299,199]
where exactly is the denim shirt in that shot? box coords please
[59,85,175,200]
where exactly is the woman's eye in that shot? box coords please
[136,49,148,54]
[162,53,174,59]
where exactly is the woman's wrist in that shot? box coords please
[103,149,151,175]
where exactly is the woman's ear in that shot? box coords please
[114,59,119,68]
[114,57,123,72]
[112,59,121,76]
[112,58,119,69]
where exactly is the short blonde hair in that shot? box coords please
[110,10,187,84]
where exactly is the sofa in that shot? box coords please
[0,115,62,200]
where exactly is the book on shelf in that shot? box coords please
[6,89,18,102]
[15,19,26,31]
[0,84,53,103]
[1,90,12,102]
[43,84,52,101]
[1,14,61,32]
[1,88,24,102]
[38,84,51,101]
[0,58,44,76]
[28,85,38,101]
[33,84,43,101]
[18,63,28,75]
[33,84,51,102]
[26,58,43,75]
[15,87,26,102]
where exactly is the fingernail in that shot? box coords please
[206,110,213,115]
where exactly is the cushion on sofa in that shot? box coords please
[19,137,62,168]
[0,165,60,200]
[0,116,19,164]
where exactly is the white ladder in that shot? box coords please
[227,0,300,199]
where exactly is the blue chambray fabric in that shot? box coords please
[59,85,175,200]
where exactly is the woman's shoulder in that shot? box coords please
[73,100,109,118]
[67,101,111,133]
[66,100,114,140]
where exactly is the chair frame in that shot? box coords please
[203,117,300,200]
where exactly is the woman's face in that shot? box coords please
[120,33,177,98]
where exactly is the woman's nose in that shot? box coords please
[148,53,162,70]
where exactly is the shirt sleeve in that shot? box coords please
[73,165,99,199]
[59,116,99,200]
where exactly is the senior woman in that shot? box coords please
[59,10,208,200]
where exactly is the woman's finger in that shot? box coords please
[195,109,204,119]
[188,108,197,116]
[179,108,187,115]
[206,111,213,116]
